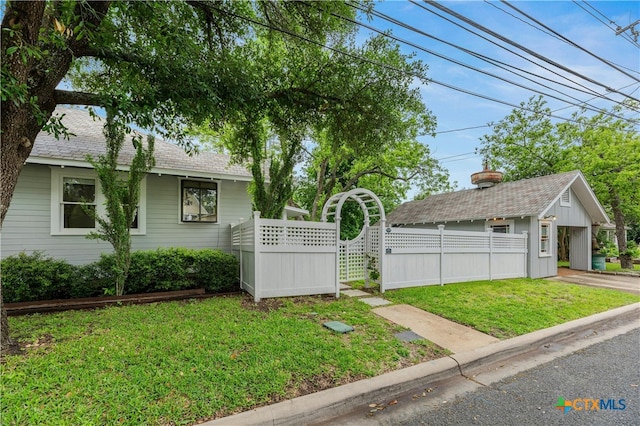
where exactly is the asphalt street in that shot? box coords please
[396,328,640,426]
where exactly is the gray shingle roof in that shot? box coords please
[29,107,252,180]
[387,171,583,224]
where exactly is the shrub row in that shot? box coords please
[1,248,239,303]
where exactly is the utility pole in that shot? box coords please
[615,19,639,42]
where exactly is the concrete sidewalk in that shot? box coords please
[203,301,640,426]
[372,304,499,353]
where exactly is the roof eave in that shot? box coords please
[26,156,255,182]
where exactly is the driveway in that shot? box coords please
[551,272,640,295]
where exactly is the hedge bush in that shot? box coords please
[1,251,79,303]
[2,248,239,303]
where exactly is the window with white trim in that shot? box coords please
[539,220,552,257]
[560,188,571,207]
[486,219,515,234]
[180,179,219,223]
[51,168,146,235]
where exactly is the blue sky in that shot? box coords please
[362,0,639,191]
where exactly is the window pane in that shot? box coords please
[199,188,217,222]
[491,225,509,234]
[63,178,95,202]
[181,180,217,222]
[183,187,200,221]
[130,207,139,229]
[64,204,95,228]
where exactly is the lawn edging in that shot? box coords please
[205,302,640,426]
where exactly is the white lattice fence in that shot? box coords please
[232,213,338,301]
[340,233,366,281]
[382,226,528,291]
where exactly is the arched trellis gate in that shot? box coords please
[231,188,527,302]
[320,189,386,288]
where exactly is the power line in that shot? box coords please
[409,0,630,106]
[500,0,640,82]
[483,1,563,42]
[435,125,490,135]
[489,1,640,73]
[421,0,640,103]
[572,0,640,48]
[346,2,633,121]
[205,2,639,128]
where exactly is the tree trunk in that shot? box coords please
[310,158,328,221]
[0,278,22,357]
[558,227,569,261]
[1,1,111,356]
[610,190,632,269]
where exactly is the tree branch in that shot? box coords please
[54,89,104,106]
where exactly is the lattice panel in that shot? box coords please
[367,227,379,252]
[385,232,440,249]
[259,224,336,246]
[443,234,490,249]
[492,234,527,249]
[339,234,368,281]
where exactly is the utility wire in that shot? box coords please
[581,0,640,46]
[421,0,640,103]
[483,0,563,42]
[206,2,638,127]
[410,0,628,105]
[571,1,639,47]
[500,0,640,82]
[490,1,640,71]
[346,2,633,121]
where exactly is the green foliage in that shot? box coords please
[86,113,155,296]
[1,252,78,303]
[597,240,619,258]
[623,241,640,259]
[2,249,239,303]
[83,248,239,295]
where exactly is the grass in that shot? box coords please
[557,260,639,272]
[1,295,446,425]
[3,279,638,424]
[605,262,640,272]
[384,278,639,339]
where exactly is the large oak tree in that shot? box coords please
[1,0,370,354]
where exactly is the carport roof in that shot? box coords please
[387,170,610,225]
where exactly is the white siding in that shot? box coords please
[1,164,253,264]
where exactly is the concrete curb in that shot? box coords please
[202,302,640,426]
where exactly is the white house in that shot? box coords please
[2,108,258,264]
[386,169,610,278]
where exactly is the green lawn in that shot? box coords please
[558,260,639,272]
[3,279,638,425]
[1,295,446,425]
[605,262,640,272]
[384,278,639,339]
